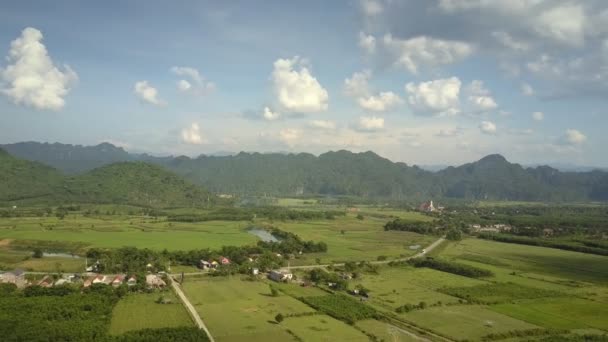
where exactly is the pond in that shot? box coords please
[247,228,280,242]
[42,252,82,259]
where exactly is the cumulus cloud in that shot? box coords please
[521,82,535,96]
[357,91,402,112]
[279,128,300,146]
[272,57,329,113]
[479,121,497,134]
[344,70,371,97]
[405,77,461,116]
[467,80,498,111]
[492,31,529,52]
[262,106,281,121]
[532,111,544,121]
[134,81,165,106]
[357,116,384,131]
[562,129,587,145]
[359,32,377,54]
[181,123,204,144]
[383,34,473,74]
[310,120,336,130]
[1,27,78,111]
[171,66,215,95]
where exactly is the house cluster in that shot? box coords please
[470,223,513,233]
[0,269,167,290]
[198,256,231,270]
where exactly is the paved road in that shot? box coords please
[170,279,215,342]
[286,236,446,270]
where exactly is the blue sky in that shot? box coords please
[1,0,607,166]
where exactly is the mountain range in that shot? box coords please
[2,141,608,202]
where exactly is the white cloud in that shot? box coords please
[479,121,497,134]
[360,0,383,17]
[1,27,78,111]
[134,81,165,106]
[534,4,586,47]
[358,32,376,54]
[467,80,498,111]
[532,111,544,121]
[272,57,329,113]
[405,77,461,116]
[181,123,204,144]
[310,120,336,130]
[262,106,281,121]
[383,34,473,74]
[521,82,535,96]
[177,79,192,91]
[562,129,587,145]
[171,66,215,95]
[357,116,384,131]
[279,128,300,146]
[344,70,371,97]
[436,127,462,137]
[357,91,402,112]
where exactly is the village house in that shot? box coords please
[54,278,69,286]
[0,269,28,288]
[220,257,231,265]
[252,268,259,276]
[268,270,293,282]
[126,275,137,286]
[199,260,211,269]
[92,275,107,285]
[145,274,166,288]
[111,274,125,287]
[37,275,54,288]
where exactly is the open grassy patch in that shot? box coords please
[403,305,540,341]
[491,297,608,331]
[282,314,369,342]
[355,319,421,342]
[109,292,193,335]
[182,277,314,341]
[440,282,566,304]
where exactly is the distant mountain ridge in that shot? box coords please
[2,142,608,202]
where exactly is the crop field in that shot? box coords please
[0,215,257,251]
[403,305,540,340]
[281,314,369,342]
[274,214,436,264]
[350,267,473,312]
[108,292,193,335]
[355,319,420,342]
[441,238,608,284]
[182,277,317,342]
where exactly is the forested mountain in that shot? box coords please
[0,148,64,203]
[0,149,212,207]
[2,142,608,202]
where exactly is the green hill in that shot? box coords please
[0,149,212,207]
[63,162,213,207]
[0,148,64,203]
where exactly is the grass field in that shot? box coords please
[355,319,421,342]
[404,305,540,340]
[108,292,193,335]
[275,214,435,264]
[0,241,85,272]
[182,277,317,342]
[281,314,369,342]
